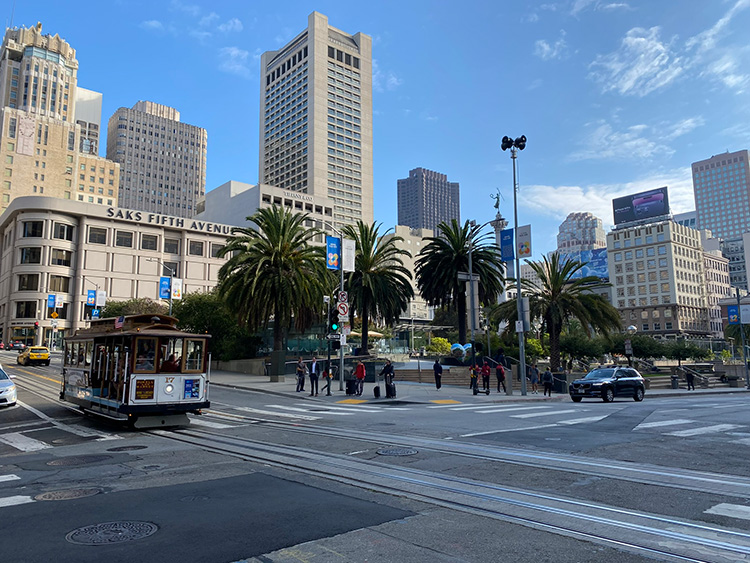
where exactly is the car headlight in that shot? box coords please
[165,384,174,394]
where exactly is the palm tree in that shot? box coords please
[216,206,327,353]
[341,221,414,354]
[489,252,621,372]
[416,219,504,345]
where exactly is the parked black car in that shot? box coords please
[569,366,646,403]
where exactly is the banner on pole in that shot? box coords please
[86,290,96,307]
[500,229,515,261]
[55,294,64,309]
[95,290,107,308]
[171,278,183,300]
[326,236,341,270]
[49,294,57,308]
[517,224,532,259]
[342,238,355,272]
[159,277,171,299]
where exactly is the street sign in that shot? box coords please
[457,272,479,281]
[50,320,58,328]
[342,326,351,336]
[91,309,100,319]
[624,339,633,355]
[337,302,349,316]
[338,314,348,322]
[338,291,348,303]
[326,334,341,340]
[50,311,59,319]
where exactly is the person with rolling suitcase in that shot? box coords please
[380,359,395,398]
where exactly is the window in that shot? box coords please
[48,275,70,292]
[642,323,649,331]
[53,222,74,241]
[134,337,157,373]
[188,240,204,256]
[141,234,158,250]
[20,247,41,264]
[88,227,107,244]
[17,273,39,291]
[23,221,43,237]
[15,301,36,319]
[163,261,178,277]
[211,243,222,258]
[164,238,179,254]
[658,246,667,255]
[50,248,72,266]
[115,231,133,248]
[665,322,673,330]
[184,339,205,372]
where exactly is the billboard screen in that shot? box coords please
[560,248,609,281]
[612,186,669,225]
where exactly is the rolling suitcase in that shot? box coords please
[373,385,381,398]
[346,380,356,396]
[386,382,396,398]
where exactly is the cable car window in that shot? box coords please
[134,337,157,372]
[184,339,204,372]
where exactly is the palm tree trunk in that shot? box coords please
[457,288,467,344]
[273,300,284,352]
[549,321,561,372]
[361,299,369,355]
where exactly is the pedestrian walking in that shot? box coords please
[321,366,332,396]
[542,368,553,397]
[354,360,366,396]
[496,362,506,393]
[481,361,491,391]
[308,356,319,396]
[295,357,306,392]
[469,364,479,391]
[433,360,443,389]
[528,364,540,394]
[685,368,695,391]
[380,359,395,398]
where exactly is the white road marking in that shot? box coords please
[17,400,120,441]
[188,417,235,429]
[269,405,353,416]
[476,406,552,414]
[460,423,558,437]
[559,415,609,425]
[511,409,580,419]
[296,403,383,413]
[635,419,695,430]
[705,503,750,520]
[0,474,20,483]
[667,424,742,437]
[0,495,34,507]
[0,432,51,452]
[443,405,501,411]
[236,406,319,421]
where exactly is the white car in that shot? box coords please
[0,365,17,407]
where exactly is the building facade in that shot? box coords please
[607,220,710,338]
[556,212,606,253]
[259,11,373,229]
[0,196,230,347]
[383,225,433,322]
[692,149,750,289]
[701,232,731,338]
[106,100,207,218]
[0,24,119,213]
[396,167,460,232]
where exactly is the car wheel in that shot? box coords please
[16,357,20,364]
[633,387,644,402]
[602,387,615,403]
[571,396,583,402]
[45,361,50,366]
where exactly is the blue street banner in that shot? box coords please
[159,277,172,299]
[48,294,56,308]
[500,229,514,261]
[86,290,96,306]
[326,236,341,270]
[728,305,739,325]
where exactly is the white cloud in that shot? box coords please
[686,0,750,53]
[662,116,705,141]
[218,18,243,33]
[199,12,220,27]
[189,29,212,42]
[588,27,685,96]
[372,59,403,92]
[140,20,164,31]
[572,0,631,15]
[534,30,568,61]
[170,0,200,17]
[219,47,251,79]
[522,167,694,229]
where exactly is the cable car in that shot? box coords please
[60,314,210,428]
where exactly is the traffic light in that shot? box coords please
[331,340,341,351]
[329,308,339,333]
[34,321,39,329]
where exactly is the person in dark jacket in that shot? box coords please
[496,362,506,393]
[380,359,395,397]
[542,368,554,397]
[433,360,443,389]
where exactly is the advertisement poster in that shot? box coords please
[612,187,669,225]
[86,290,96,306]
[516,224,532,258]
[159,277,171,299]
[171,278,183,300]
[326,236,341,270]
[500,229,514,261]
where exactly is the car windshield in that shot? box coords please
[0,368,9,381]
[583,368,616,380]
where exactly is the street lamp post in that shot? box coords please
[147,258,175,315]
[468,220,478,370]
[321,221,347,391]
[501,135,528,395]
[736,287,750,388]
[625,325,637,367]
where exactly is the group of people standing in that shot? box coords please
[432,358,556,397]
[296,356,332,396]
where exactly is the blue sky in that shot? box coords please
[9,0,750,256]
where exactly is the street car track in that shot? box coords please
[153,426,750,563]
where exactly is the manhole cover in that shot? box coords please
[107,445,148,452]
[66,521,158,545]
[47,455,112,467]
[376,448,418,456]
[35,488,102,501]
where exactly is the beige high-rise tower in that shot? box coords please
[259,12,373,228]
[0,24,119,212]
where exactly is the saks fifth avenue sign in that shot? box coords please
[106,208,232,235]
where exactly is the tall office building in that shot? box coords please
[692,149,750,289]
[556,212,606,253]
[259,12,373,228]
[74,86,102,155]
[397,167,460,232]
[107,101,207,218]
[0,24,119,213]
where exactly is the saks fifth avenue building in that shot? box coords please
[0,196,232,347]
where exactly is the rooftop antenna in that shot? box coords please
[9,0,16,28]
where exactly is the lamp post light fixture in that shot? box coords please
[625,324,637,367]
[501,134,528,395]
[147,258,175,316]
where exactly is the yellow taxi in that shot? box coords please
[17,346,51,366]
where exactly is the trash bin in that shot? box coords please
[670,375,679,389]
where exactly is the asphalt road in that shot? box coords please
[2,354,750,562]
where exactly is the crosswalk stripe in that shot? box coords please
[17,400,119,441]
[0,474,20,483]
[446,405,503,411]
[475,406,552,414]
[236,407,320,421]
[559,415,608,425]
[460,423,558,437]
[511,409,580,419]
[0,495,34,507]
[270,405,353,416]
[188,417,235,429]
[295,403,383,413]
[634,419,694,430]
[705,503,750,520]
[667,424,742,437]
[0,432,51,452]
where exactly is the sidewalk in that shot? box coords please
[208,369,750,404]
